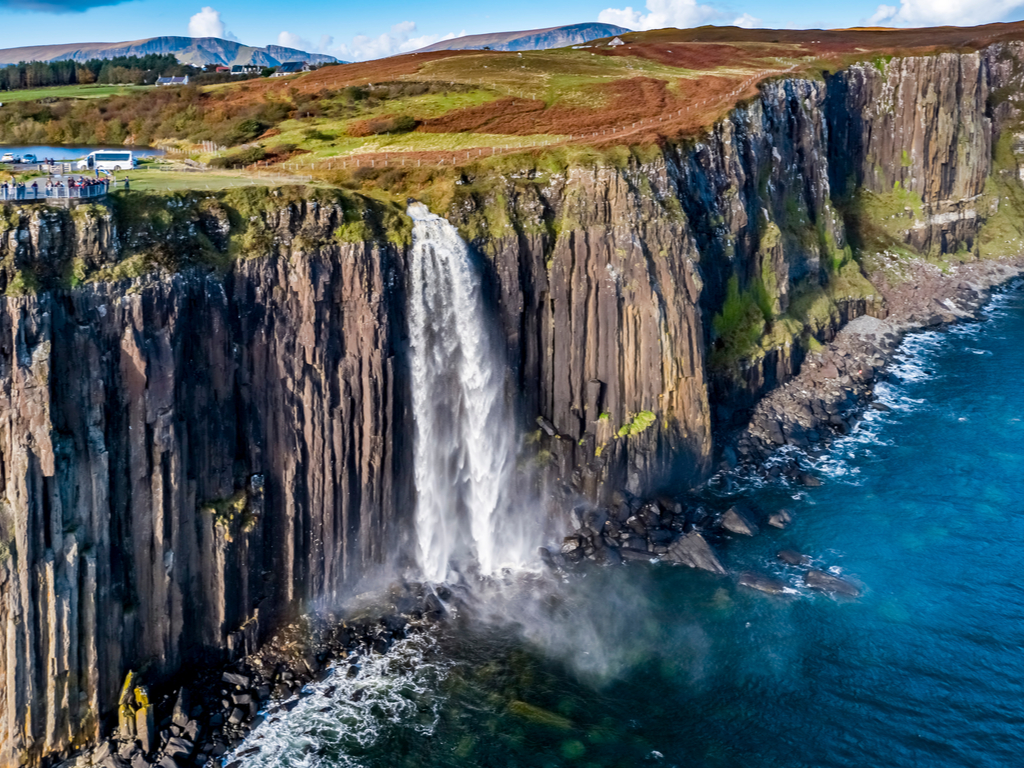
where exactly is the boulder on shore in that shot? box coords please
[720,505,759,536]
[737,571,789,595]
[805,569,860,597]
[663,532,727,575]
[777,549,811,566]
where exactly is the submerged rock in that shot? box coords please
[737,571,789,595]
[805,569,861,597]
[777,549,811,566]
[663,532,727,575]
[720,505,760,536]
[768,509,793,529]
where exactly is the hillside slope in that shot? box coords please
[413,22,629,52]
[0,36,340,67]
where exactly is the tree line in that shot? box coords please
[0,54,192,92]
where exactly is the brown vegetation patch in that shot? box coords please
[418,77,682,137]
[597,42,807,71]
[416,74,759,141]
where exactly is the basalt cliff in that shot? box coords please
[0,44,1022,766]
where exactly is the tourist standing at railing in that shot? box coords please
[31,181,38,199]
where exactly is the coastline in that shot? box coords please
[555,254,1024,580]
[735,256,1024,470]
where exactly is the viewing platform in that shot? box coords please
[0,181,110,206]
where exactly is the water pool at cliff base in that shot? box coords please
[237,282,1024,768]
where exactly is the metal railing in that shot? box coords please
[0,183,109,202]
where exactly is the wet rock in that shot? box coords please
[560,536,582,554]
[130,753,150,768]
[663,532,727,575]
[221,672,251,688]
[136,705,156,754]
[165,737,194,759]
[720,505,760,536]
[797,472,822,487]
[648,528,674,544]
[737,571,789,595]
[777,549,811,566]
[93,740,113,764]
[619,547,655,562]
[767,509,793,529]
[805,569,861,597]
[228,708,245,725]
[172,688,191,728]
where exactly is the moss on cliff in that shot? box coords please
[0,185,412,293]
[976,131,1024,258]
[710,275,772,368]
[202,489,257,543]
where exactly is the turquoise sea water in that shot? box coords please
[235,281,1024,768]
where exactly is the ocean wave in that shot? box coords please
[227,629,452,768]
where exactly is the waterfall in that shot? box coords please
[406,202,534,583]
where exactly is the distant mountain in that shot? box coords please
[413,23,630,53]
[0,37,340,68]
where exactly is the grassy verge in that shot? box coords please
[0,83,152,102]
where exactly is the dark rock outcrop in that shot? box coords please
[720,505,760,536]
[662,532,726,575]
[737,571,788,595]
[805,569,861,597]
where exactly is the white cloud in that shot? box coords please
[866,0,1024,26]
[597,0,721,31]
[277,31,311,50]
[331,21,462,61]
[188,6,235,40]
[733,12,761,27]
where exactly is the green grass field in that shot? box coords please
[0,84,152,103]
[124,167,318,192]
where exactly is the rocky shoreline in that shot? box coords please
[736,257,1024,468]
[554,255,1024,595]
[57,586,446,768]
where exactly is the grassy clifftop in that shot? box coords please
[4,22,1023,176]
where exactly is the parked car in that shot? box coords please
[21,154,36,164]
[0,153,15,163]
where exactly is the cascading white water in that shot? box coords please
[407,202,534,583]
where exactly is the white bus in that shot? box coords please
[76,151,136,172]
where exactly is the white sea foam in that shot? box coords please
[228,630,452,768]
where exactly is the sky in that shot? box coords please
[0,0,1022,60]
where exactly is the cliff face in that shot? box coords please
[0,213,410,764]
[0,44,1022,766]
